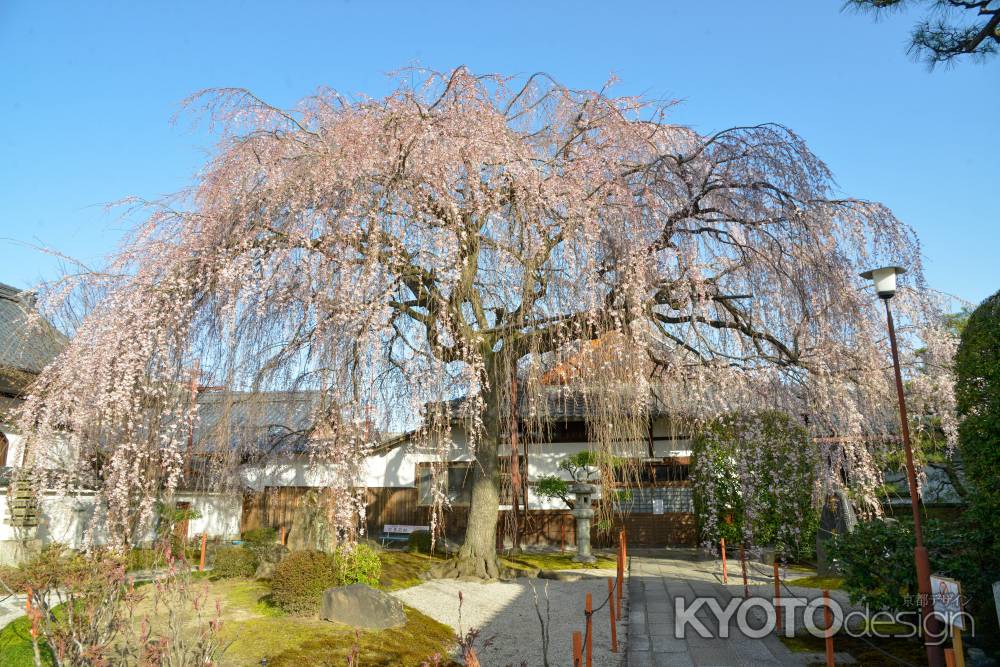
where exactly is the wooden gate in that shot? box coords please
[241,487,312,534]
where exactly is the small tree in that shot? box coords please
[692,412,820,558]
[535,450,624,509]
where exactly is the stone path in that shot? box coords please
[626,554,845,666]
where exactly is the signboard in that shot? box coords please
[931,575,965,631]
[652,498,664,515]
[993,581,1000,630]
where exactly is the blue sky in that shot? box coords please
[0,1,997,304]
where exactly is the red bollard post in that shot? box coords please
[26,586,36,639]
[616,542,623,618]
[721,537,728,583]
[572,630,583,667]
[773,561,782,634]
[823,589,835,667]
[199,533,207,572]
[585,592,593,667]
[608,578,618,653]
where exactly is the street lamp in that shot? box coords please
[860,265,944,667]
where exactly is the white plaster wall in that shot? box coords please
[0,426,78,470]
[179,493,242,538]
[0,492,241,550]
[0,426,26,467]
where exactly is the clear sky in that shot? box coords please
[0,1,996,304]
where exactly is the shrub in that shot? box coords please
[336,543,382,585]
[242,527,278,546]
[125,547,164,572]
[271,550,339,614]
[211,546,258,579]
[954,289,1000,650]
[0,564,30,594]
[407,530,433,554]
[830,518,979,613]
[692,411,819,558]
[828,518,915,612]
[270,544,383,614]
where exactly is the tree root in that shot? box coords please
[424,554,518,581]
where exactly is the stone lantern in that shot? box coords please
[570,481,597,564]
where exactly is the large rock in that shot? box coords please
[320,584,406,630]
[816,488,858,575]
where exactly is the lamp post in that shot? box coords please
[860,265,944,667]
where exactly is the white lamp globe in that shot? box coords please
[860,266,906,299]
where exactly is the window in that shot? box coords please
[417,463,473,506]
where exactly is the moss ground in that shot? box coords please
[0,616,52,667]
[377,550,445,591]
[0,573,455,667]
[785,574,844,590]
[501,551,617,571]
[781,632,928,666]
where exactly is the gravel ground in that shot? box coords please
[392,569,626,667]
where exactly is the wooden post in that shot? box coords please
[585,592,593,667]
[616,540,623,618]
[823,589,835,667]
[619,529,627,563]
[199,533,207,572]
[740,543,750,598]
[561,521,566,553]
[608,578,618,652]
[773,561,782,634]
[721,537,728,583]
[952,627,965,667]
[572,630,582,667]
[945,648,956,667]
[279,525,285,545]
[26,586,35,639]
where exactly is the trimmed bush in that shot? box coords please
[242,527,278,546]
[336,543,381,585]
[270,545,383,614]
[271,550,339,614]
[407,530,433,554]
[211,546,258,579]
[830,518,979,614]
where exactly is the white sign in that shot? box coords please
[652,498,664,515]
[992,581,1000,630]
[931,575,965,631]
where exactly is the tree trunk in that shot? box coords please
[456,433,503,578]
[429,384,509,580]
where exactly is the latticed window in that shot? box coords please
[417,463,473,507]
[7,477,39,528]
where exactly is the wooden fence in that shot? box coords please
[241,486,696,547]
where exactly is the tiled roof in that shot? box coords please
[0,283,66,378]
[193,390,319,457]
[437,385,673,421]
[0,283,66,421]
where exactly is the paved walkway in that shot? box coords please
[626,554,845,666]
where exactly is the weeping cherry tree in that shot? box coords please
[19,68,956,578]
